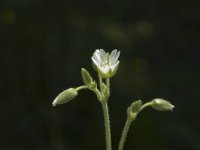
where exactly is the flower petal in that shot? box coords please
[110,50,120,65]
[111,61,119,71]
[110,49,117,58]
[99,49,107,63]
[109,49,117,64]
[94,49,102,63]
[92,57,100,66]
[115,51,120,61]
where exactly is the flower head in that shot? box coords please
[91,49,120,78]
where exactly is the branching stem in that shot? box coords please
[118,101,153,150]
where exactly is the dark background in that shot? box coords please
[0,0,200,150]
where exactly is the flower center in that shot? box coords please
[100,60,111,67]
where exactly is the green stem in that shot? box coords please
[106,78,110,97]
[75,85,88,91]
[93,88,102,101]
[98,74,112,150]
[118,119,132,150]
[98,73,103,92]
[139,101,153,112]
[102,102,112,150]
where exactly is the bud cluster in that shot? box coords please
[52,49,121,106]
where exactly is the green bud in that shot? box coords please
[81,68,93,86]
[151,98,175,111]
[127,107,137,121]
[127,100,142,121]
[130,100,142,113]
[52,88,78,106]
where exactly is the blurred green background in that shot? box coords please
[0,0,200,150]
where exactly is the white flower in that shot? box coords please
[91,49,120,78]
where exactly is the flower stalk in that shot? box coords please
[75,85,88,91]
[102,101,112,150]
[99,73,112,150]
[118,119,132,150]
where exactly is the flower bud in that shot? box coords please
[130,100,142,113]
[81,68,93,86]
[127,107,137,121]
[151,98,174,111]
[52,88,78,106]
[127,100,142,121]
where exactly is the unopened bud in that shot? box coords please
[81,68,93,85]
[151,98,174,111]
[81,68,96,89]
[127,100,142,121]
[52,88,78,106]
[130,100,142,113]
[127,107,137,121]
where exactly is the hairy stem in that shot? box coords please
[102,102,112,150]
[118,119,132,150]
